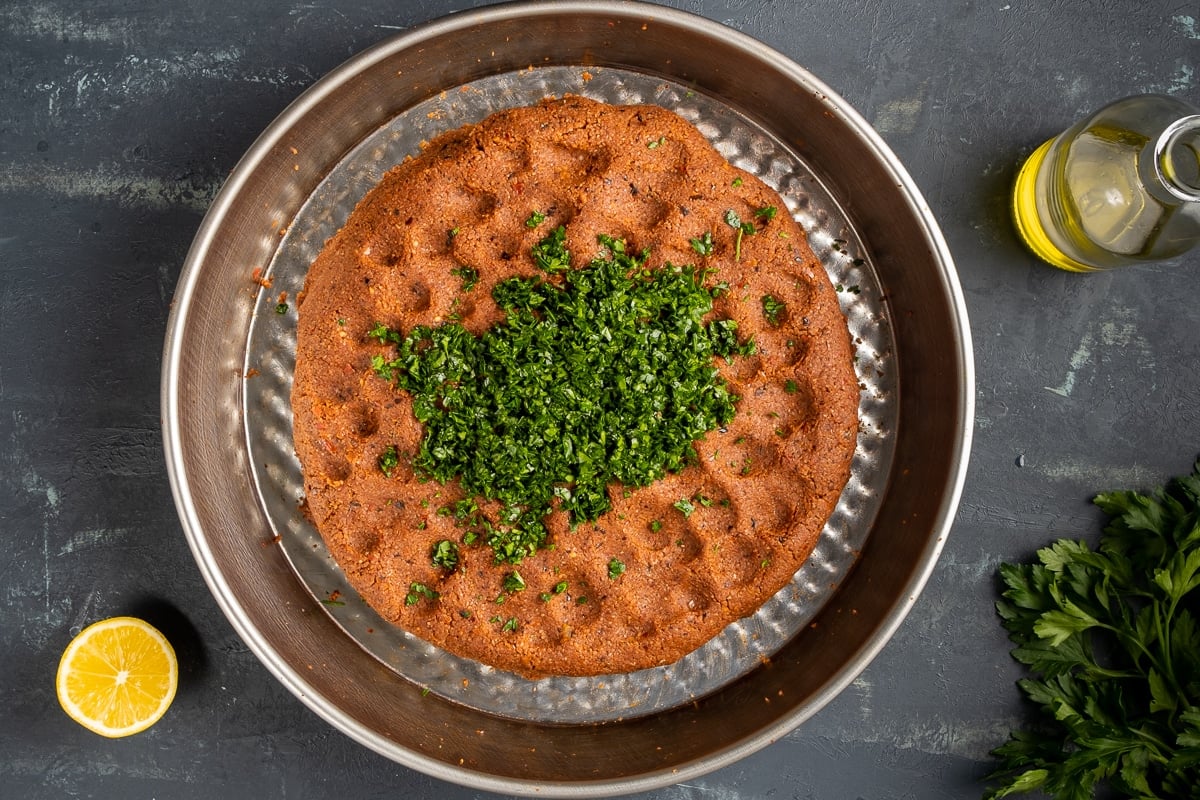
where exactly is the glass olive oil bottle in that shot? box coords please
[1012,94,1200,272]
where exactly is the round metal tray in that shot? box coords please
[245,64,894,725]
[163,2,973,795]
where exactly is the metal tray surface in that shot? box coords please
[163,2,973,795]
[244,65,895,724]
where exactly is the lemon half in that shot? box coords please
[56,616,178,738]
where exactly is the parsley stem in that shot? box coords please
[1109,621,1176,689]
[1153,601,1182,701]
[1129,726,1173,762]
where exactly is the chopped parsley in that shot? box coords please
[607,558,626,580]
[525,210,547,228]
[539,580,569,602]
[647,136,666,149]
[673,497,696,517]
[689,231,715,257]
[500,616,519,632]
[451,265,479,292]
[649,519,662,532]
[723,209,757,261]
[369,230,755,564]
[378,445,400,477]
[275,302,288,314]
[721,206,778,261]
[762,294,786,326]
[431,540,459,570]
[731,176,743,188]
[784,379,799,394]
[707,319,757,361]
[502,570,526,594]
[531,224,571,272]
[405,581,438,606]
[723,209,751,233]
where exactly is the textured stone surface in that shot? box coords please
[1,1,1197,798]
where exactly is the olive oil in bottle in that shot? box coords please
[1012,94,1200,272]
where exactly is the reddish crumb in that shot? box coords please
[250,267,273,288]
[244,368,260,379]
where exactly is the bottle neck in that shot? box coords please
[1153,115,1200,203]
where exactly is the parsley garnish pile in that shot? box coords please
[370,227,755,565]
[986,458,1200,799]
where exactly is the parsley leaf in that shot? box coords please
[608,558,626,580]
[451,265,479,292]
[431,539,459,570]
[405,581,438,606]
[531,224,570,272]
[377,445,400,477]
[761,294,786,326]
[986,458,1200,800]
[502,570,526,594]
[689,231,715,257]
[723,209,757,261]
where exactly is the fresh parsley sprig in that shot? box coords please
[986,458,1200,800]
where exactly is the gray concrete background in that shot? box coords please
[1,1,1197,798]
